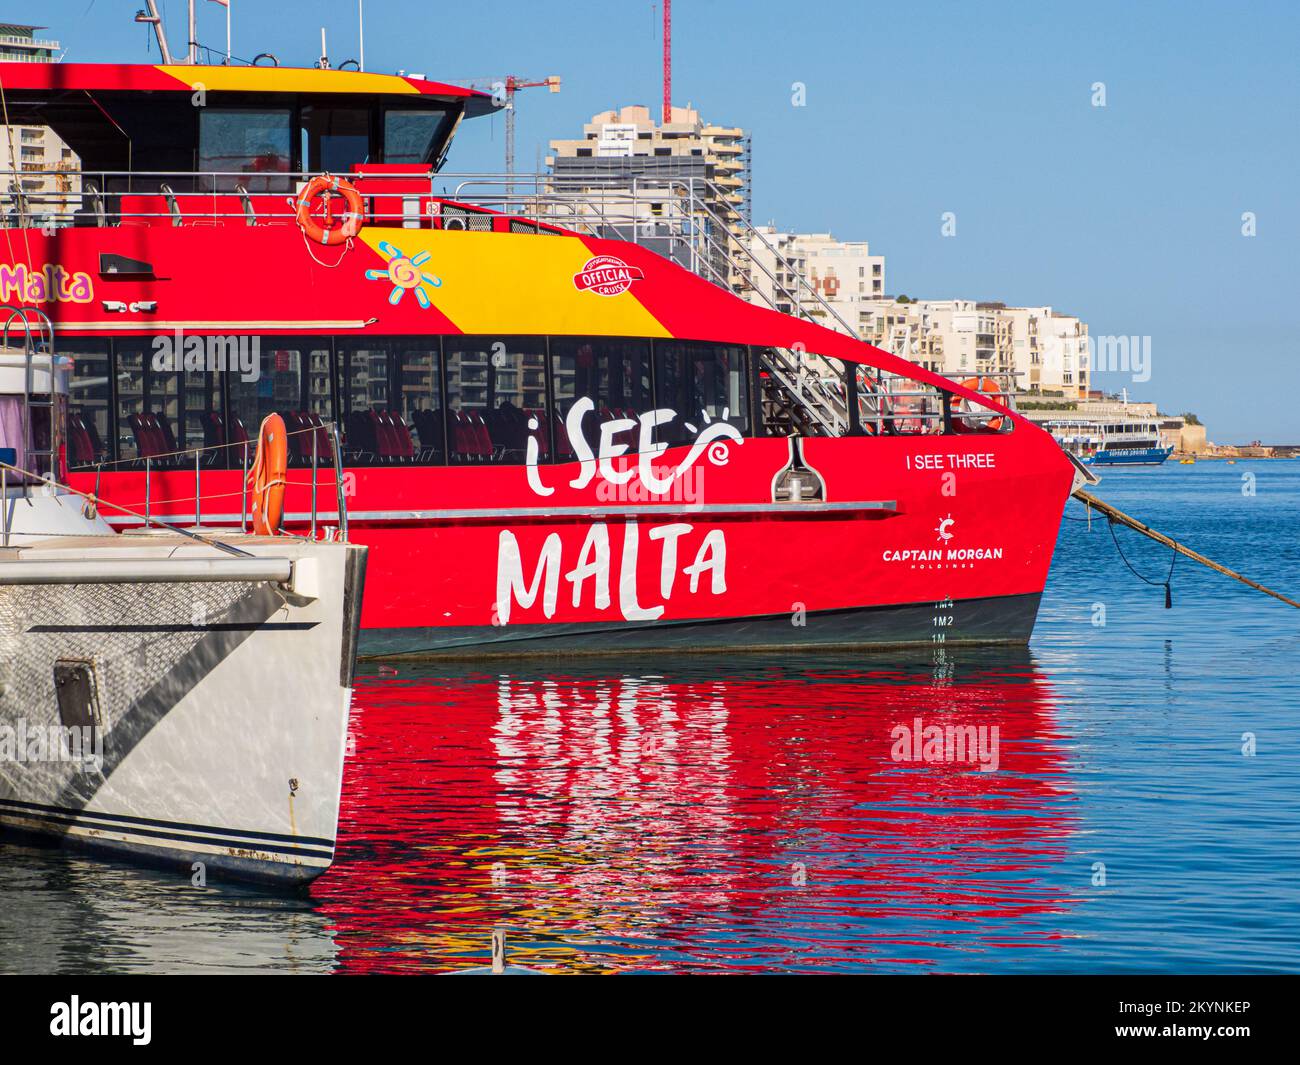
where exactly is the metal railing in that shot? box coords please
[0,165,1016,439]
[75,419,351,541]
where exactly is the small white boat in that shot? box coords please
[0,319,366,886]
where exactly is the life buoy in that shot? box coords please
[956,376,1006,433]
[295,173,365,246]
[249,413,288,536]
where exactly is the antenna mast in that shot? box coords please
[136,2,173,64]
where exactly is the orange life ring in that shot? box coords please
[957,376,1006,433]
[249,413,288,536]
[295,173,365,246]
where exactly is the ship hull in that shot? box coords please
[361,591,1043,658]
[1082,446,1174,467]
[78,433,1077,659]
[0,536,367,886]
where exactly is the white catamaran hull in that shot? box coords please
[0,532,367,885]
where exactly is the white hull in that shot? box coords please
[0,519,366,885]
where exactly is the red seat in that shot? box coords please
[68,413,96,467]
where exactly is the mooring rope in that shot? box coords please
[1073,488,1300,611]
[1105,514,1177,608]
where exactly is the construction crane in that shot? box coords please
[663,0,672,125]
[468,75,561,195]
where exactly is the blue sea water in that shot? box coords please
[1,459,1297,974]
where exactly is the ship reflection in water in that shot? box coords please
[313,650,1080,974]
[0,649,1083,974]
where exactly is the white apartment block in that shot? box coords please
[740,226,885,330]
[857,298,1090,398]
[0,23,77,223]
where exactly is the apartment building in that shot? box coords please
[548,105,748,226]
[0,23,76,222]
[740,226,886,330]
[858,298,1089,397]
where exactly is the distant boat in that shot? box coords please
[1041,414,1174,467]
[1085,445,1175,467]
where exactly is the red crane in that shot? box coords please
[663,0,672,125]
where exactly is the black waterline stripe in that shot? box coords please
[0,796,334,848]
[0,807,335,861]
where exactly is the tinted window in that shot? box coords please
[338,338,442,464]
[199,109,292,191]
[228,338,332,467]
[63,339,111,469]
[384,108,450,165]
[444,337,547,464]
[302,106,370,172]
[856,365,945,435]
[550,337,653,459]
[653,341,749,445]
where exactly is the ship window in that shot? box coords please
[383,108,450,165]
[751,348,854,437]
[62,340,111,470]
[443,337,547,464]
[653,341,749,446]
[199,108,292,191]
[111,338,227,467]
[550,337,653,460]
[227,338,333,468]
[855,365,947,436]
[302,106,371,173]
[337,338,443,465]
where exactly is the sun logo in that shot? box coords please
[935,514,955,542]
[365,240,442,308]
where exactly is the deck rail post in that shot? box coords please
[241,441,249,533]
[331,421,348,543]
[144,457,151,529]
[310,429,319,541]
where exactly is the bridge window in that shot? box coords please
[383,107,452,165]
[653,341,749,446]
[550,337,653,459]
[199,108,292,191]
[302,105,371,173]
[444,337,547,464]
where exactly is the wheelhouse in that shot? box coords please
[0,63,494,223]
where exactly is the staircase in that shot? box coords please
[442,171,862,437]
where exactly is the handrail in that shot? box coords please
[2,164,883,442]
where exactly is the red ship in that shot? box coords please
[1,59,1086,657]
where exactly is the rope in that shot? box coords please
[1106,514,1177,609]
[299,226,354,268]
[1073,488,1300,611]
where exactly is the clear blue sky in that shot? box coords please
[32,0,1300,441]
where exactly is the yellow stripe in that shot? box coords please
[157,65,423,96]
[358,229,671,337]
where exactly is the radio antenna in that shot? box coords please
[135,2,173,64]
